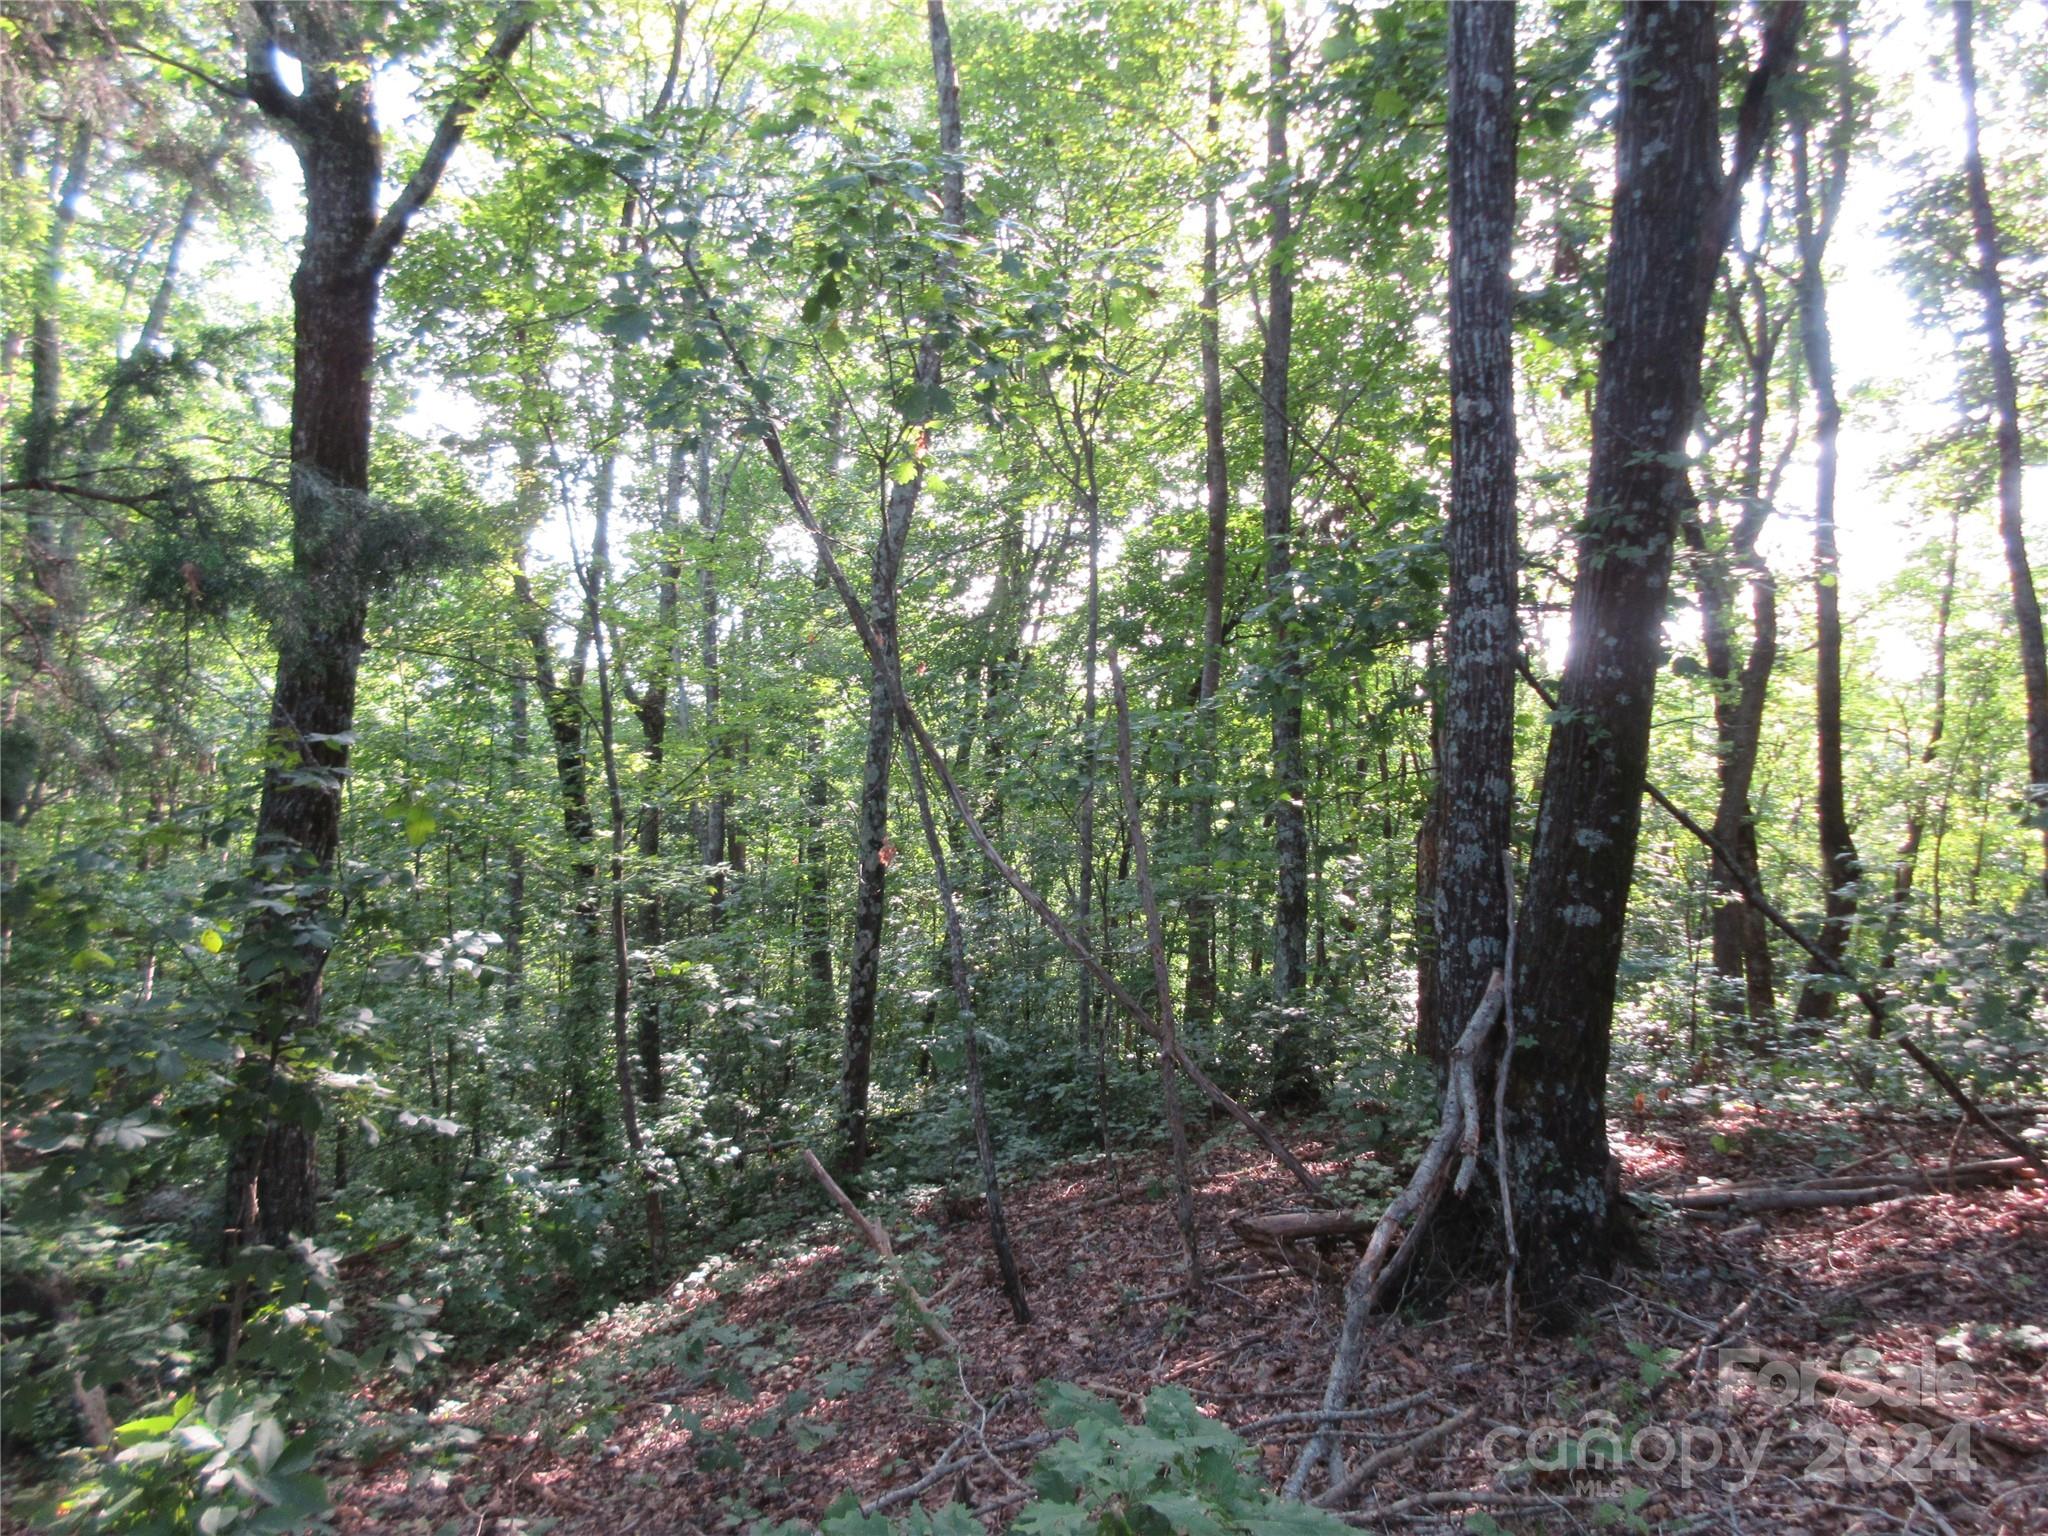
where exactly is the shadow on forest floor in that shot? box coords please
[327,1100,2047,1535]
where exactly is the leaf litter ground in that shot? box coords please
[327,1103,2046,1535]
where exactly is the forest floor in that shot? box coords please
[327,1102,2048,1535]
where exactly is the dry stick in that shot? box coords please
[1236,1379,1473,1435]
[800,1148,961,1357]
[1491,848,1521,1346]
[1283,976,1505,1499]
[863,1429,1065,1516]
[1515,657,2048,1185]
[1661,1157,2034,1213]
[680,263,1325,1206]
[1673,1155,2026,1198]
[1805,1368,2046,1457]
[1108,644,1203,1295]
[1311,1405,1481,1509]
[897,734,1032,1323]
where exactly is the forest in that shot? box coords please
[2,0,2045,1530]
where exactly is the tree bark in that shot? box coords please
[1698,235,1783,1029]
[1505,0,1801,1304]
[803,554,837,1033]
[222,1,533,1256]
[1074,442,1102,1053]
[1261,2,1314,1110]
[1883,505,1959,970]
[1185,69,1229,1036]
[1953,0,2048,896]
[1110,650,1203,1295]
[1791,83,1859,1022]
[582,483,666,1261]
[837,0,967,1174]
[1435,0,1519,1076]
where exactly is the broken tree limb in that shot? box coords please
[1805,1368,2047,1458]
[1311,1405,1480,1509]
[801,1148,962,1357]
[1515,657,2048,1185]
[679,255,1325,1205]
[1284,975,1505,1499]
[1654,1157,2035,1213]
[1230,1208,1370,1282]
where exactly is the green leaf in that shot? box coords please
[1038,1381,1121,1431]
[894,380,955,425]
[404,804,437,848]
[1143,1492,1228,1536]
[599,306,653,345]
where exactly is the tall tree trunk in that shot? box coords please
[1505,0,1800,1304]
[1110,650,1202,1294]
[837,0,968,1171]
[1883,504,1959,969]
[1435,0,1518,1072]
[630,440,687,1107]
[79,121,237,484]
[19,120,93,612]
[583,488,666,1261]
[1699,240,1783,1030]
[1792,85,1859,1022]
[517,550,607,1167]
[1185,69,1229,1036]
[1953,0,2048,896]
[803,556,836,1033]
[695,429,730,927]
[838,484,908,1174]
[1074,445,1102,1051]
[1261,2,1315,1110]
[221,2,533,1258]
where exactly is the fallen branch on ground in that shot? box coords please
[862,1429,1066,1516]
[1652,1157,2036,1213]
[1311,1405,1480,1508]
[1806,1368,2047,1458]
[1284,975,1505,1499]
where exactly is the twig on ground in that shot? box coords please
[1311,1405,1480,1508]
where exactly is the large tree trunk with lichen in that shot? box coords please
[1504,0,1797,1305]
[1434,0,1518,1076]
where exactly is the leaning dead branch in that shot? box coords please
[800,1148,961,1357]
[1283,974,1505,1499]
